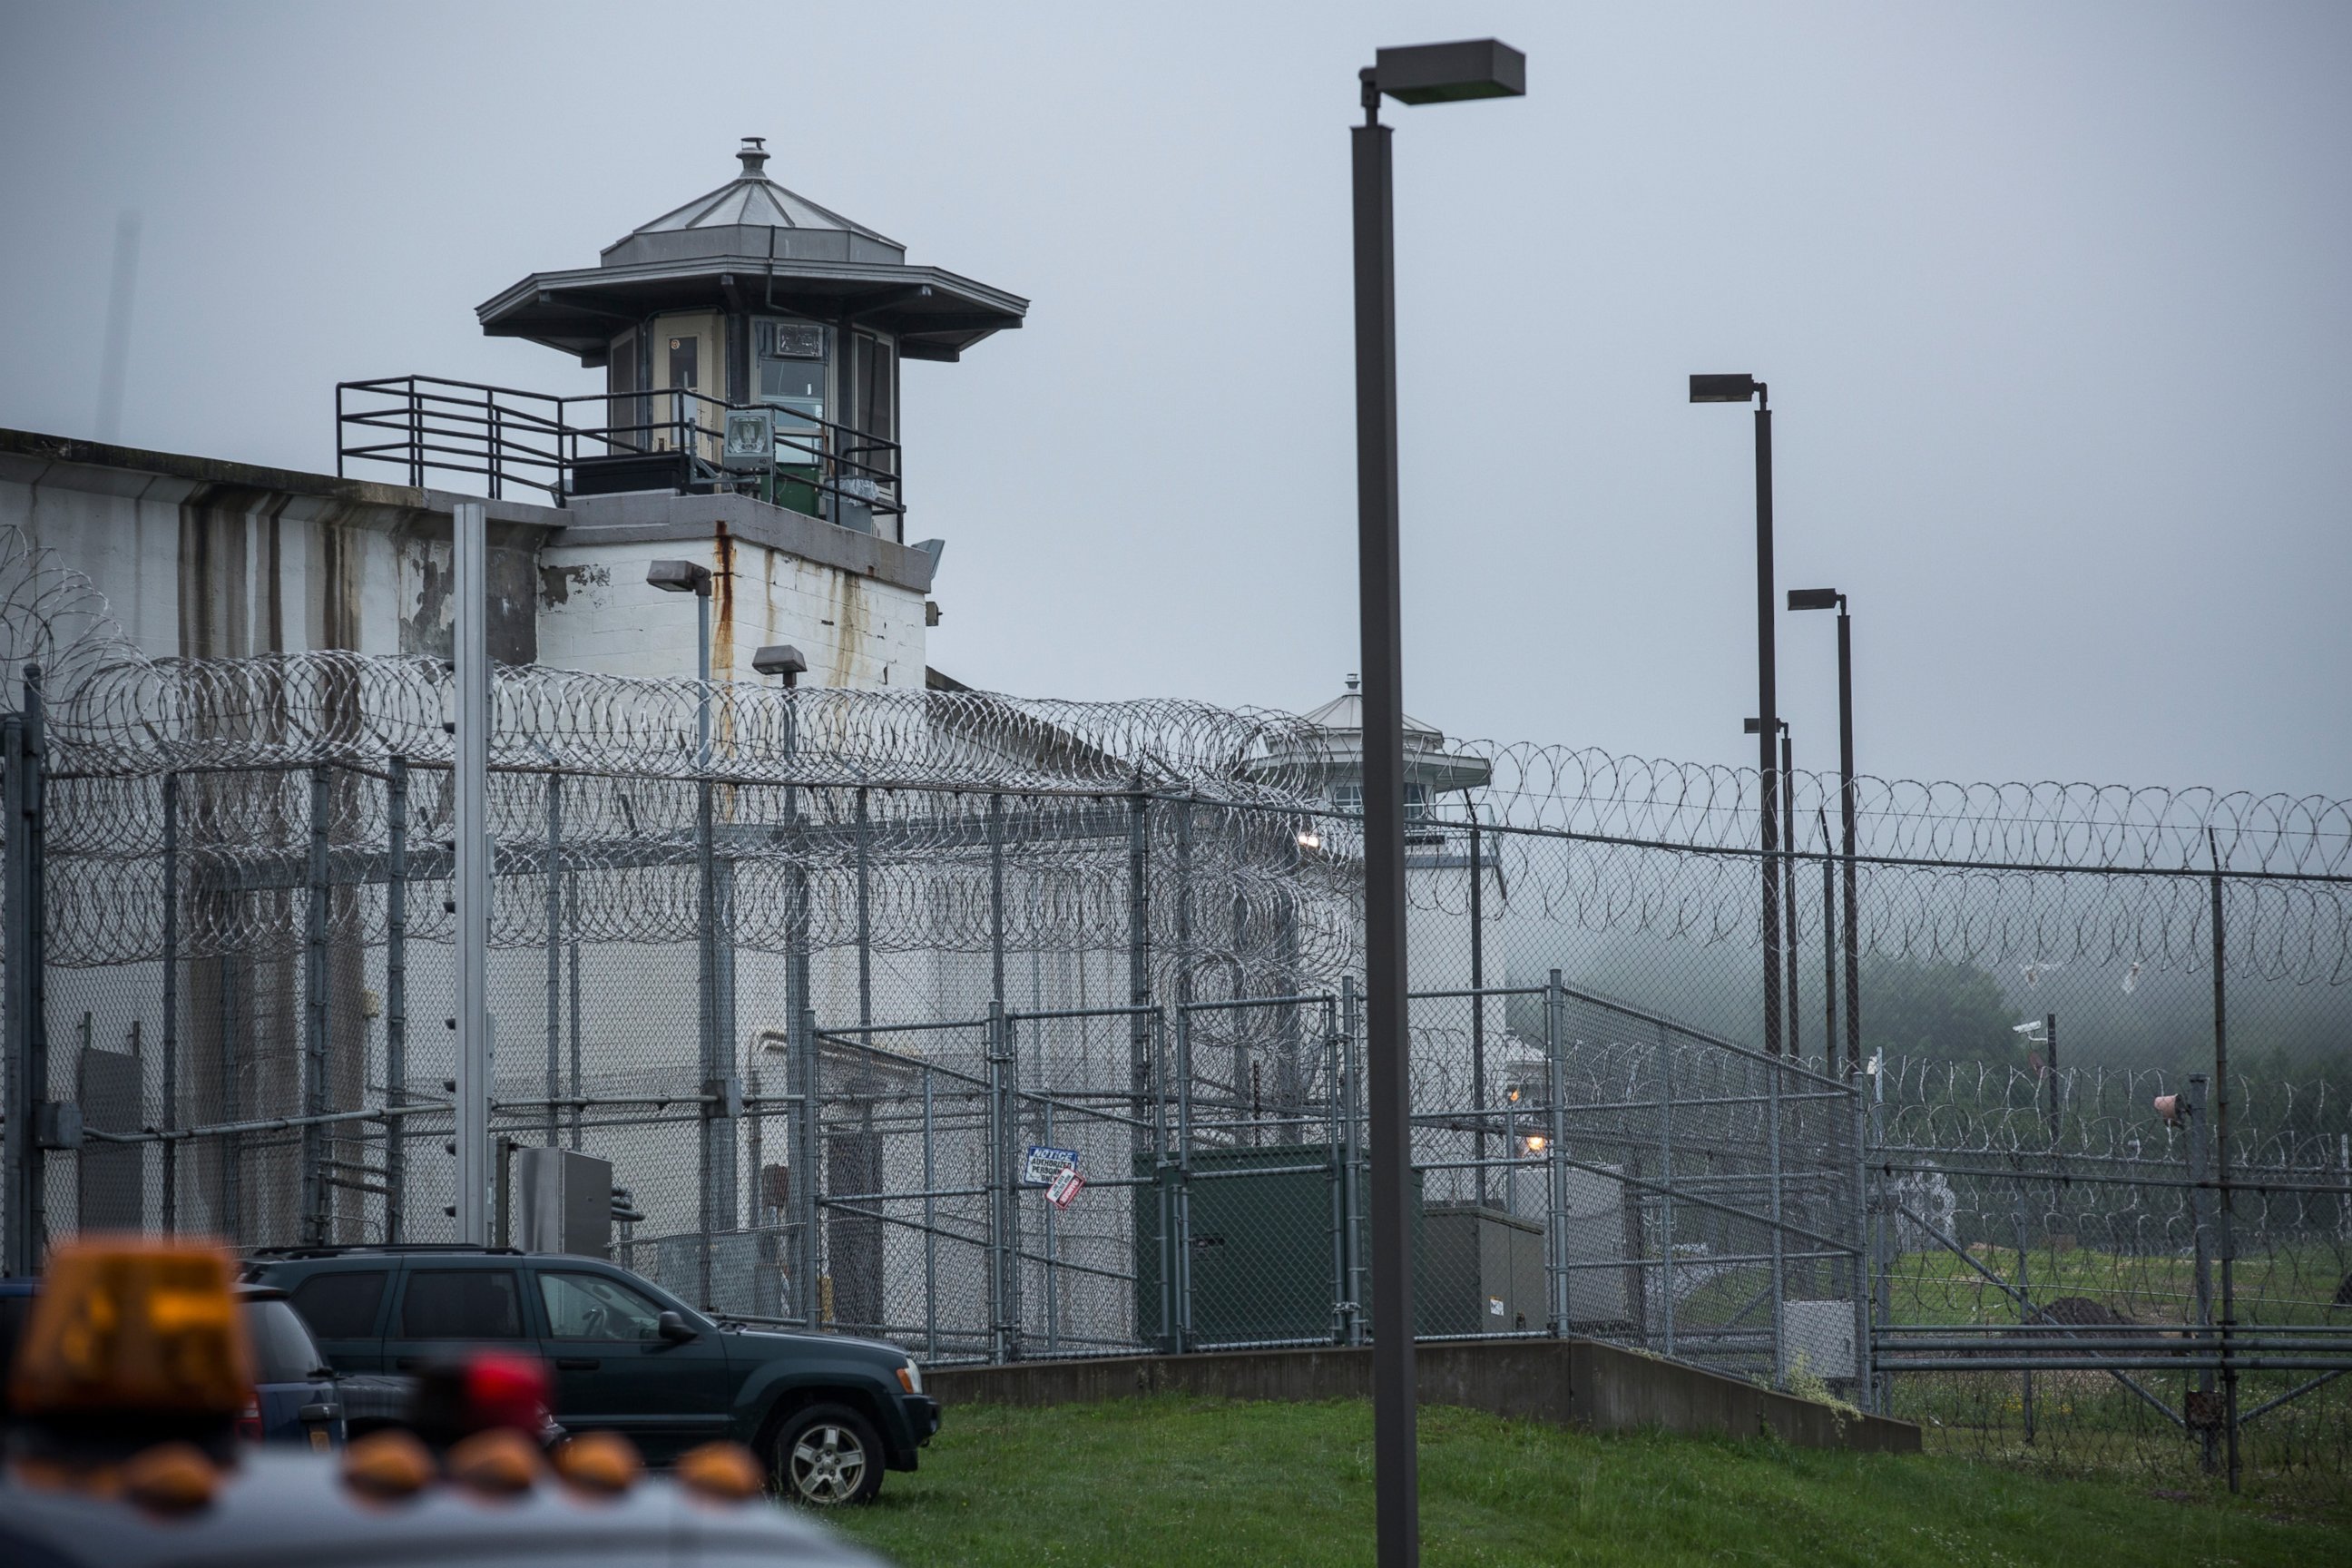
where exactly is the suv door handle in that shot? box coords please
[554,1357,601,1371]
[395,1357,423,1370]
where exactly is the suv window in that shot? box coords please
[539,1270,666,1342]
[244,1298,327,1383]
[399,1270,524,1338]
[289,1270,387,1339]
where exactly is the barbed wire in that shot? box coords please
[6,524,2351,983]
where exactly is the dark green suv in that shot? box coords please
[246,1246,937,1505]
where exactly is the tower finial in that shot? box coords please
[738,137,769,178]
[1345,673,1360,693]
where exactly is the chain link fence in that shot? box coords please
[4,527,2348,1497]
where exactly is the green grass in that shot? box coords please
[831,1396,2350,1567]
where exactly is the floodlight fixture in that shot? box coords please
[1368,39,1526,106]
[1689,373,1764,405]
[751,643,808,684]
[646,559,712,596]
[1788,587,1842,612]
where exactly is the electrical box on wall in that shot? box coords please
[513,1146,615,1258]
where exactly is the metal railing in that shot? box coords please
[334,374,904,520]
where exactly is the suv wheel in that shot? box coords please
[769,1402,883,1505]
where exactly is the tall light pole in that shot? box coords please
[650,558,720,1301]
[1789,587,1858,1074]
[1354,38,1524,1568]
[1693,374,1782,1057]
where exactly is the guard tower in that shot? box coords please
[474,138,1028,538]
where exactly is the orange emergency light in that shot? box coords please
[7,1238,252,1422]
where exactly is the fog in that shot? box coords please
[3,2,2347,799]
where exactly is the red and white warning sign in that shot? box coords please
[1047,1166,1085,1210]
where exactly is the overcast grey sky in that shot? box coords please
[3,2,2347,799]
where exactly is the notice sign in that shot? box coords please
[1024,1145,1080,1188]
[1048,1167,1086,1210]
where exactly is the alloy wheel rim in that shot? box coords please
[788,1425,866,1503]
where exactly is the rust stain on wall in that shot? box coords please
[826,572,868,686]
[712,526,737,678]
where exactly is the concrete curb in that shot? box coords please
[927,1338,1922,1455]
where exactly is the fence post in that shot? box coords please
[1174,793,1195,1030]
[1152,1004,1176,1354]
[544,773,562,1145]
[1469,811,1487,1207]
[1127,773,1151,1170]
[1544,970,1566,1336]
[2187,1073,2217,1474]
[1,672,47,1277]
[220,941,240,1240]
[1171,1002,1197,1353]
[1766,1044,1787,1386]
[986,999,1010,1363]
[2208,840,2239,1494]
[697,760,716,1309]
[855,788,872,1029]
[796,1004,820,1329]
[922,1063,937,1363]
[1870,1051,1892,1413]
[453,504,492,1249]
[2013,1178,2035,1443]
[161,769,179,1232]
[303,763,331,1244]
[1341,976,1364,1346]
[566,869,582,1151]
[1847,1063,1871,1408]
[1326,992,1348,1344]
[1276,824,1303,1146]
[385,757,407,1243]
[1656,1020,1675,1359]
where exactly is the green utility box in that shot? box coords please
[1134,1144,1433,1348]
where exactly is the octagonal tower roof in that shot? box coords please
[478,138,1026,366]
